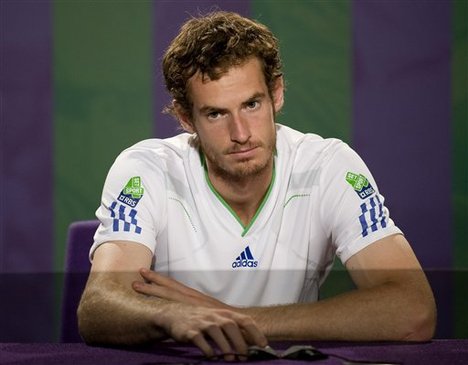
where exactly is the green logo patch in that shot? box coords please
[345,172,375,199]
[117,176,144,207]
[124,177,144,198]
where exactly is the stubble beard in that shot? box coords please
[201,133,276,183]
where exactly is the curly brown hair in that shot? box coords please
[162,11,283,120]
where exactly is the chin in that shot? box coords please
[225,159,272,180]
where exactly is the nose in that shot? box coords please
[229,113,251,144]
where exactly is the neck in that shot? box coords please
[206,161,274,227]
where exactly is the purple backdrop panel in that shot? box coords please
[352,1,452,338]
[1,0,53,272]
[153,1,251,138]
[352,1,452,268]
[0,0,55,341]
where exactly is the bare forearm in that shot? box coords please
[77,276,168,345]
[239,279,436,341]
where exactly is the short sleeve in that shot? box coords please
[90,149,166,260]
[319,143,402,264]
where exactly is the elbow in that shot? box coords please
[403,308,436,342]
[77,296,98,344]
[401,293,437,342]
[77,290,109,345]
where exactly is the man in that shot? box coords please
[78,11,436,360]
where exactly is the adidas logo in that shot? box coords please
[231,246,258,269]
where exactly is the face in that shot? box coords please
[178,57,284,181]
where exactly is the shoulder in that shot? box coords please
[276,123,351,167]
[119,133,193,159]
[102,133,196,194]
[115,133,195,170]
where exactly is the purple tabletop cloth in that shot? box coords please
[1,340,467,365]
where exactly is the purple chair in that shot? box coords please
[60,220,99,342]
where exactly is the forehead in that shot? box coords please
[187,58,268,108]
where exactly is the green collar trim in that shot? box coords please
[241,166,275,236]
[202,155,276,237]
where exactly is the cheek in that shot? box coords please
[198,126,226,151]
[254,110,276,135]
[202,119,233,138]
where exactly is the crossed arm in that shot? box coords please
[78,234,436,358]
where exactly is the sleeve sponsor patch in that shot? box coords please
[358,195,388,237]
[109,201,142,234]
[117,176,144,207]
[345,172,375,199]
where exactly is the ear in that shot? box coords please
[272,75,285,113]
[173,101,195,134]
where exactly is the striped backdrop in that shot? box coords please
[1,0,466,340]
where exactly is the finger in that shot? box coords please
[221,320,249,360]
[233,314,268,348]
[139,269,229,309]
[132,280,186,302]
[205,325,236,361]
[133,280,217,308]
[139,268,165,284]
[139,268,179,287]
[140,269,205,297]
[189,331,216,359]
[242,322,268,347]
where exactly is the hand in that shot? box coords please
[132,269,268,360]
[133,268,230,309]
[157,303,267,361]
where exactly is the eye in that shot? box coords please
[245,100,260,110]
[207,111,223,120]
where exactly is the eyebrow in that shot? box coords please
[199,105,228,115]
[198,92,267,115]
[242,92,266,106]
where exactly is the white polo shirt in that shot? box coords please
[91,124,401,306]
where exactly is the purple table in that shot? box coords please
[1,340,467,365]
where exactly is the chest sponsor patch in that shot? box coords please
[345,172,375,199]
[117,176,144,207]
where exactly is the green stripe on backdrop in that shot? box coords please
[53,1,153,272]
[251,0,351,143]
[251,0,353,298]
[453,0,468,338]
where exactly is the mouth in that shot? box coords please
[227,146,259,158]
